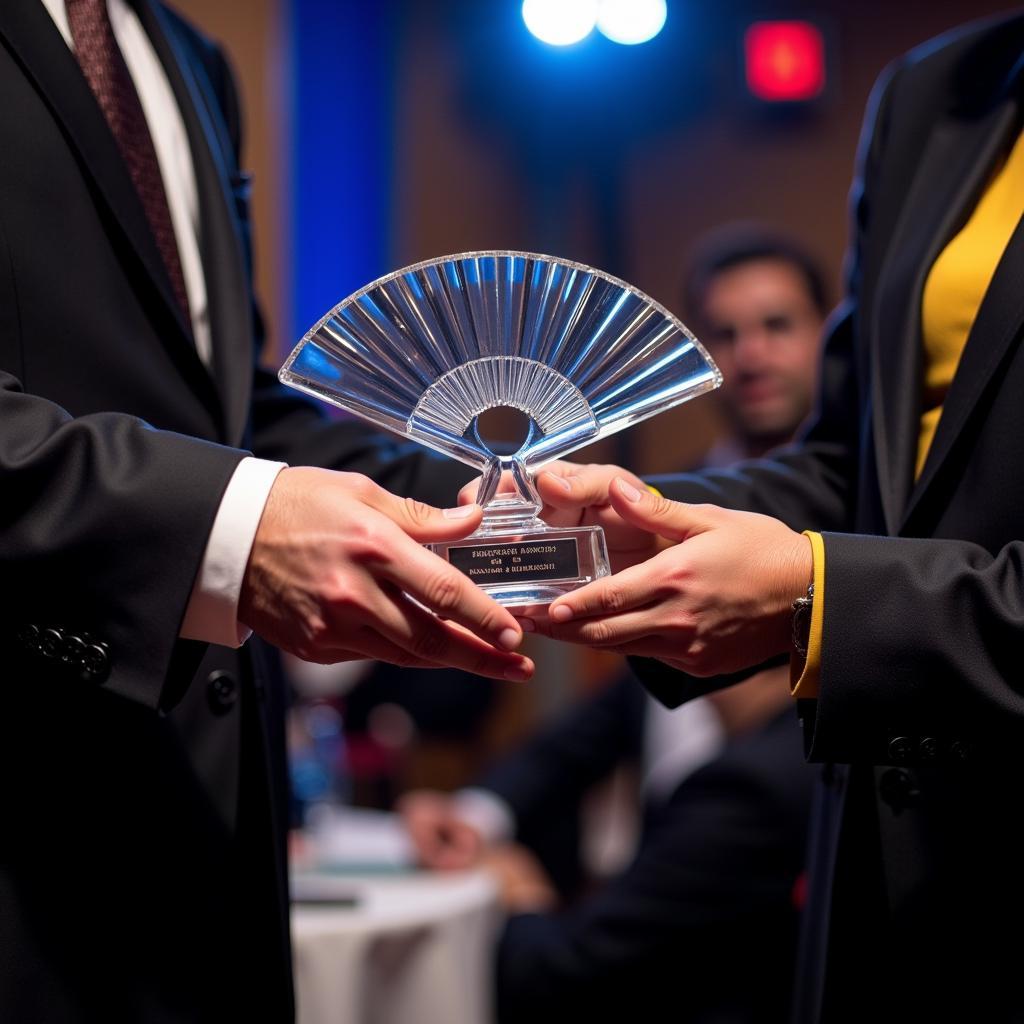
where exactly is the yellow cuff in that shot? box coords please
[790,531,824,699]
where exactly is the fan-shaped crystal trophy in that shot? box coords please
[280,251,721,608]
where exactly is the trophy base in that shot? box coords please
[428,523,610,609]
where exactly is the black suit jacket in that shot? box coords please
[631,12,1024,1021]
[0,3,470,1021]
[493,708,813,1024]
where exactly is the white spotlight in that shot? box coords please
[522,0,598,47]
[596,0,667,46]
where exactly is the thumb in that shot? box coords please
[607,478,717,542]
[368,488,485,542]
[457,476,482,506]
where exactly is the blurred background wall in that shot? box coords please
[174,0,1018,471]
[171,0,1019,781]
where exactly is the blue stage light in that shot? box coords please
[596,0,667,46]
[522,0,598,47]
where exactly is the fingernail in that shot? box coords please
[504,662,532,681]
[550,604,573,623]
[516,616,536,633]
[544,472,572,492]
[443,504,478,519]
[498,627,522,651]
[616,479,643,502]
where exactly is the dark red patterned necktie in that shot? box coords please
[67,0,192,325]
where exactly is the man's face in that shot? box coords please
[698,258,824,447]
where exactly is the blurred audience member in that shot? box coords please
[686,223,828,461]
[285,657,510,818]
[400,227,829,1022]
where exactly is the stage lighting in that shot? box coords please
[744,20,826,103]
[522,0,598,47]
[596,0,667,46]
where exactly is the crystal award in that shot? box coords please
[280,251,720,608]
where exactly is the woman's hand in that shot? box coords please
[525,478,812,677]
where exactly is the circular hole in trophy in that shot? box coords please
[473,406,534,456]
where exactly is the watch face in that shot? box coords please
[792,596,812,655]
[796,603,811,632]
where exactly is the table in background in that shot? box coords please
[291,869,501,1024]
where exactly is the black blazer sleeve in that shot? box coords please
[0,370,245,711]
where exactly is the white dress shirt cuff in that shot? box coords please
[453,788,516,845]
[179,457,287,647]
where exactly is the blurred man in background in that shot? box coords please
[686,224,828,462]
[401,225,828,1022]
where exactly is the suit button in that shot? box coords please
[39,627,64,659]
[79,643,110,684]
[16,623,42,653]
[918,737,939,762]
[879,768,920,812]
[61,634,87,667]
[888,736,914,764]
[206,670,238,715]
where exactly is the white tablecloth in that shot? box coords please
[291,870,502,1024]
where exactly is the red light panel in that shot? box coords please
[744,21,826,103]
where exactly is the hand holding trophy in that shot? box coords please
[280,251,719,609]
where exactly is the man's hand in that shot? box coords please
[239,468,533,681]
[529,477,812,678]
[398,790,485,870]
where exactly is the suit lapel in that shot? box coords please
[0,2,212,395]
[139,1,254,445]
[903,207,1024,529]
[869,97,1017,533]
